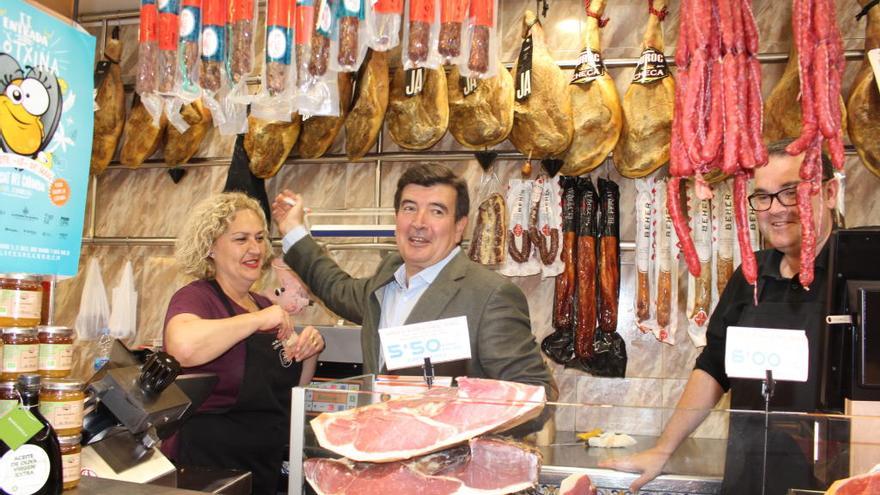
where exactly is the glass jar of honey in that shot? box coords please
[57,433,82,490]
[0,380,16,417]
[1,327,39,380]
[39,378,84,435]
[0,274,43,327]
[37,326,75,378]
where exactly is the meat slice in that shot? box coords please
[90,32,125,175]
[304,436,540,495]
[310,377,545,463]
[164,99,213,167]
[119,96,167,169]
[447,63,514,149]
[244,113,301,178]
[509,10,574,159]
[559,473,598,495]
[294,72,354,159]
[847,0,880,178]
[345,50,389,160]
[387,66,449,150]
[613,0,674,178]
[824,470,880,494]
[561,0,622,176]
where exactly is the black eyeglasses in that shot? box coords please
[747,185,800,211]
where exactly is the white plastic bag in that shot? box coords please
[108,260,138,340]
[74,258,110,341]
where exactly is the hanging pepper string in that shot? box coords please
[648,0,668,20]
[584,0,610,27]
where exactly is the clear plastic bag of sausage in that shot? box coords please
[198,0,229,128]
[165,0,203,134]
[499,179,541,278]
[641,178,680,345]
[252,0,297,121]
[402,0,442,69]
[366,0,403,51]
[137,0,164,124]
[297,0,343,117]
[537,175,564,278]
[330,0,370,72]
[458,0,498,78]
[219,0,259,135]
[685,180,713,348]
[157,0,181,96]
[436,0,470,66]
[633,177,655,327]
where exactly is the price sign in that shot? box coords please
[379,316,472,371]
[725,326,809,382]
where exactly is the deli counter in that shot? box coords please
[285,374,880,495]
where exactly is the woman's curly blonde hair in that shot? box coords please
[175,192,273,279]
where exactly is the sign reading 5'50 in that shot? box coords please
[379,316,472,371]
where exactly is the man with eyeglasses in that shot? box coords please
[602,139,841,494]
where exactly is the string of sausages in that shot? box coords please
[669,0,767,289]
[785,0,845,288]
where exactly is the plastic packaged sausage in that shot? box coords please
[198,0,228,127]
[402,0,441,69]
[366,0,403,51]
[178,0,202,93]
[332,0,369,72]
[299,0,342,117]
[686,180,713,347]
[253,0,296,121]
[136,0,159,96]
[438,0,469,63]
[157,0,181,93]
[460,0,497,78]
[230,0,256,83]
[634,177,654,326]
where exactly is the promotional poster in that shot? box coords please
[0,2,96,276]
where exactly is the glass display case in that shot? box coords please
[287,375,880,495]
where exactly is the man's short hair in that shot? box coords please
[766,138,835,181]
[394,163,470,221]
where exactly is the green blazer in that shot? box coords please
[284,235,557,402]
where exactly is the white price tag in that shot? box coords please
[870,48,880,94]
[379,316,472,371]
[725,326,809,382]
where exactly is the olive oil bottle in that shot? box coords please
[0,374,62,495]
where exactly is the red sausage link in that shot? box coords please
[797,181,816,288]
[734,173,758,286]
[667,177,702,277]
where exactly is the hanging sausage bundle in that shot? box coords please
[783,0,846,288]
[668,0,768,290]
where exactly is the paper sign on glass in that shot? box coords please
[379,316,472,371]
[725,326,809,382]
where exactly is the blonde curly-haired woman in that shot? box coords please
[161,192,323,493]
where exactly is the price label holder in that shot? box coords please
[379,316,472,371]
[724,326,809,382]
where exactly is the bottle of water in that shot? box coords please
[94,326,112,371]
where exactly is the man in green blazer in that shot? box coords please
[272,163,557,431]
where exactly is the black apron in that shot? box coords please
[176,280,302,495]
[721,280,824,495]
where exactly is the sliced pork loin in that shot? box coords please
[310,377,546,463]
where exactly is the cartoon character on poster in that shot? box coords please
[0,3,95,276]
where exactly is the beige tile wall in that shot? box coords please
[56,0,880,440]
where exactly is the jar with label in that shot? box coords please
[1,326,40,380]
[0,380,16,417]
[39,378,84,435]
[38,326,75,378]
[0,273,43,327]
[57,433,82,490]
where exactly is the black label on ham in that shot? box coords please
[571,46,606,84]
[94,60,113,88]
[632,47,670,84]
[515,34,533,101]
[460,76,479,97]
[404,67,426,97]
[560,176,579,233]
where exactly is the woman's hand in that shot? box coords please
[283,325,325,362]
[255,305,293,335]
[598,447,671,493]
